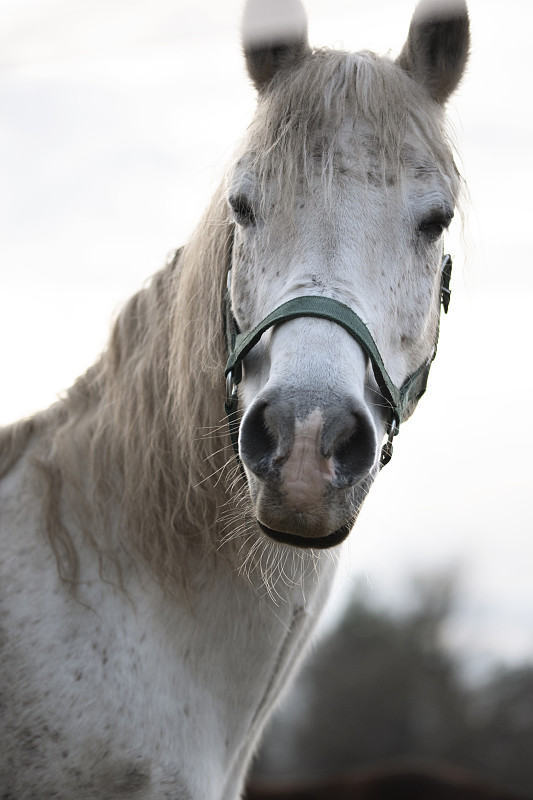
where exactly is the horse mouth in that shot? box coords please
[257,520,352,549]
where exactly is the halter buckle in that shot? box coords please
[380,414,399,469]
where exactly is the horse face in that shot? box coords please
[226,0,468,548]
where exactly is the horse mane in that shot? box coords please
[0,48,462,593]
[0,189,238,593]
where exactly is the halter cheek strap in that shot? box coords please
[224,254,452,468]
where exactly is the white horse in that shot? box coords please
[0,1,469,797]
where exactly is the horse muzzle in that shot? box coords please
[239,398,379,548]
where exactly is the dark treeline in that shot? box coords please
[250,575,533,798]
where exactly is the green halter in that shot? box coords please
[224,254,452,468]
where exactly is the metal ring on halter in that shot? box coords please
[225,371,238,411]
[440,253,453,314]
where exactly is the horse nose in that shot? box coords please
[238,398,291,480]
[239,396,378,489]
[324,401,378,487]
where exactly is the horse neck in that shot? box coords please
[35,204,235,592]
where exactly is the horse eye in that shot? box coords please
[418,213,452,241]
[228,193,256,227]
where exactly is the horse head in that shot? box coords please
[224,0,469,548]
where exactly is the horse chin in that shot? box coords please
[246,471,371,550]
[257,520,352,549]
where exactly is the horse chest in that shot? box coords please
[0,473,335,800]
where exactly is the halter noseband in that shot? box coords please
[224,253,452,469]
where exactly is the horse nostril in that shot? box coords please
[331,411,378,486]
[239,402,278,478]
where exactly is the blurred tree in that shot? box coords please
[469,666,533,791]
[252,574,533,797]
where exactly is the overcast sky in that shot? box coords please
[1,0,531,674]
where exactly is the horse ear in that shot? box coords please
[397,0,470,103]
[242,0,309,92]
